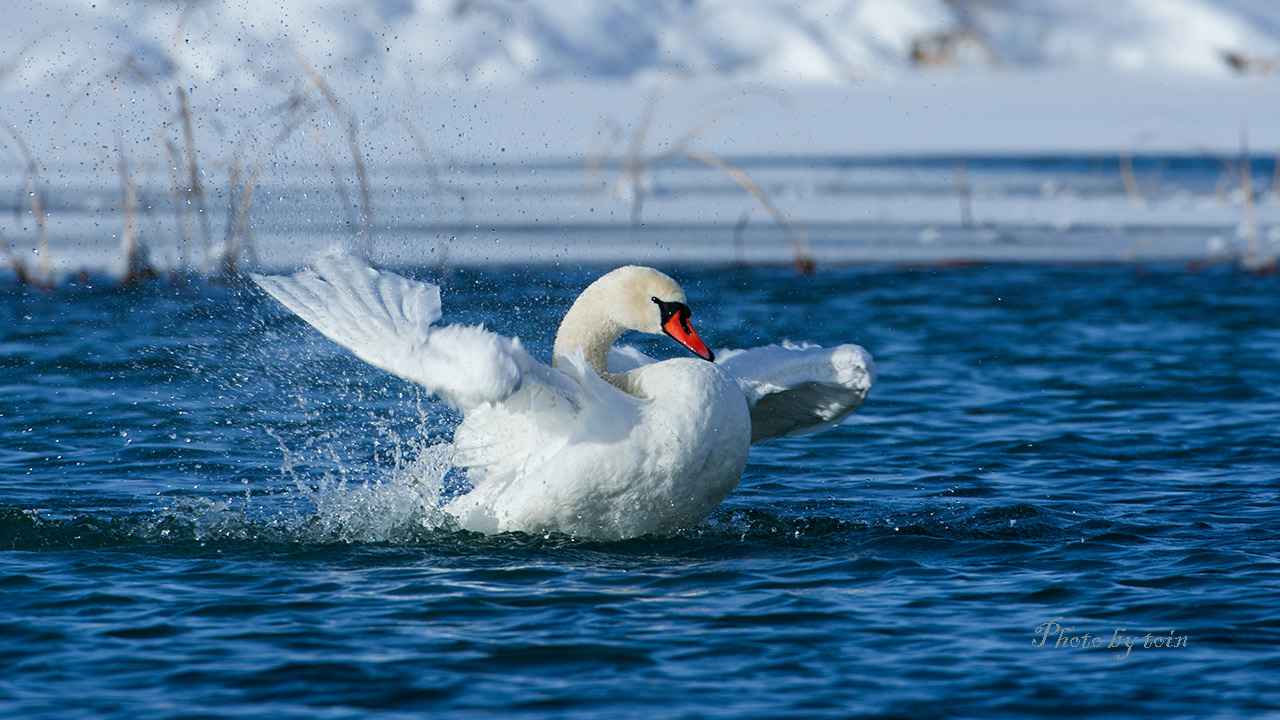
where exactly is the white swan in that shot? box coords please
[252,257,874,540]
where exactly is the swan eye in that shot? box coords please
[652,297,691,328]
[651,296,659,304]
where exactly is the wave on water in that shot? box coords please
[0,423,464,552]
[0,467,1108,560]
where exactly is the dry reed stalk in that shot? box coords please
[169,4,209,62]
[1213,171,1232,202]
[169,10,218,268]
[396,113,456,268]
[587,82,809,271]
[294,51,374,258]
[226,148,261,276]
[612,83,785,225]
[1122,231,1164,261]
[55,44,199,282]
[0,229,33,286]
[732,211,749,267]
[1233,55,1280,200]
[105,60,164,285]
[1230,69,1278,272]
[221,98,312,276]
[212,64,324,276]
[1119,152,1141,203]
[163,139,192,273]
[664,83,788,143]
[582,119,623,193]
[222,152,244,277]
[620,85,664,225]
[1237,130,1266,272]
[210,57,342,276]
[1270,148,1280,199]
[60,52,168,284]
[395,114,448,198]
[306,123,359,231]
[3,123,53,286]
[1192,131,1274,273]
[0,25,64,89]
[57,54,165,147]
[953,158,973,227]
[174,85,212,264]
[134,181,175,279]
[112,136,155,286]
[685,149,814,275]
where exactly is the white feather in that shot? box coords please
[252,256,525,411]
[717,341,875,443]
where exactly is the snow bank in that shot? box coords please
[0,0,1278,163]
[2,0,1279,162]
[8,0,1279,91]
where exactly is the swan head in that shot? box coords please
[554,265,714,376]
[607,267,714,361]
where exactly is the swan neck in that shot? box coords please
[553,295,622,377]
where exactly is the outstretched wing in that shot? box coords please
[252,256,564,413]
[716,341,874,444]
[608,340,874,444]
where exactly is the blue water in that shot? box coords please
[2,263,1278,718]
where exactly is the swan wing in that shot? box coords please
[716,341,875,444]
[452,351,633,479]
[446,351,648,534]
[252,256,556,412]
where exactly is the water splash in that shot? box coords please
[270,423,461,544]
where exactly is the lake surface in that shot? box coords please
[2,260,1278,718]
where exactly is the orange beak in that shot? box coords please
[663,308,714,362]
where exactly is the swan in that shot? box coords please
[251,257,874,540]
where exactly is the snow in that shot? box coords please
[13,0,1269,88]
[5,0,1280,158]
[3,0,1280,276]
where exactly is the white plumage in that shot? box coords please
[252,257,874,540]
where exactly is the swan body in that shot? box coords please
[252,257,873,540]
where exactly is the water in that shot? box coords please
[2,262,1279,718]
